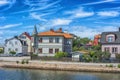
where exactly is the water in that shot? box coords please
[0,68,120,80]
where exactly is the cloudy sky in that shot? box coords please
[0,0,120,43]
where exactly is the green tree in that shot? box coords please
[80,37,90,44]
[91,44,101,51]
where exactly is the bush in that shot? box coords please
[32,54,38,57]
[55,51,68,58]
[0,49,3,53]
[82,54,92,62]
[16,61,19,64]
[25,60,29,64]
[115,53,120,61]
[118,64,120,68]
[21,60,25,64]
[109,64,113,67]
[9,51,16,55]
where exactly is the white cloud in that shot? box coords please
[30,13,47,21]
[0,0,9,6]
[65,7,94,19]
[63,26,118,39]
[83,0,115,5]
[97,11,120,17]
[0,0,16,11]
[51,18,72,26]
[0,23,23,29]
[12,0,61,14]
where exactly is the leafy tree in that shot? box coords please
[82,54,92,62]
[80,37,90,44]
[91,44,101,51]
[55,51,68,58]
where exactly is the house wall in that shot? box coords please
[5,38,22,54]
[37,36,63,56]
[102,44,120,58]
[33,35,73,56]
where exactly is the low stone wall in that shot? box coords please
[1,61,120,73]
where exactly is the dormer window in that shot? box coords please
[106,34,115,42]
[107,36,114,42]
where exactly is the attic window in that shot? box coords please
[106,34,115,42]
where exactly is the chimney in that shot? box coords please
[50,28,54,32]
[58,28,62,32]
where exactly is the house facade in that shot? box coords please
[5,37,28,54]
[19,32,32,54]
[32,27,73,56]
[100,28,120,58]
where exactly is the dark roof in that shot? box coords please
[100,31,120,44]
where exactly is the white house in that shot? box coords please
[4,37,28,54]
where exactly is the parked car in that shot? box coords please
[14,53,25,57]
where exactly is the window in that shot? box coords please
[107,36,114,42]
[55,48,59,53]
[112,47,118,53]
[104,47,109,52]
[49,49,53,54]
[39,48,42,53]
[49,38,53,43]
[55,38,59,43]
[15,48,18,51]
[39,38,42,43]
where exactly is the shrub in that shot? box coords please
[9,51,16,55]
[82,54,92,62]
[106,65,108,67]
[118,64,120,68]
[32,54,38,57]
[55,51,68,58]
[25,60,29,64]
[21,60,25,64]
[16,61,19,64]
[115,53,120,61]
[0,49,3,53]
[109,64,113,67]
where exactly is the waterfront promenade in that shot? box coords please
[0,57,120,73]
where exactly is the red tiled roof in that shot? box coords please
[38,29,73,38]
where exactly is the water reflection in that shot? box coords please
[0,68,120,80]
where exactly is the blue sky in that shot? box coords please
[0,0,120,43]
